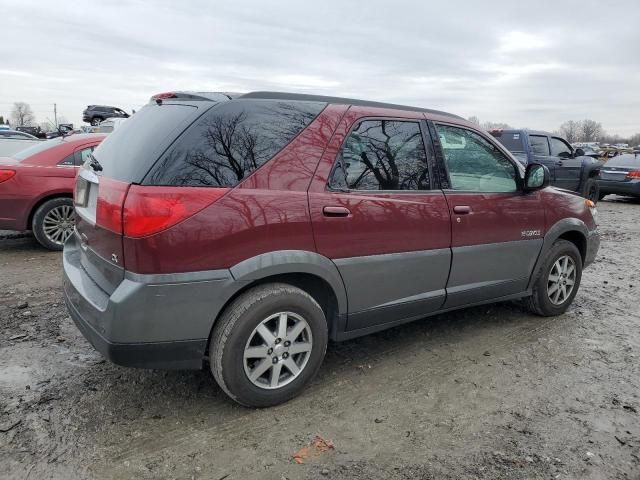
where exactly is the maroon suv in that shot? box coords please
[63,91,600,407]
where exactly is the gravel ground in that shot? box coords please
[1,197,639,480]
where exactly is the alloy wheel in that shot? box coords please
[42,205,74,246]
[243,311,313,390]
[547,255,576,305]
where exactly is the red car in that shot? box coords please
[0,134,105,250]
[63,92,599,407]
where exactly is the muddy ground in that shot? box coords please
[1,197,639,480]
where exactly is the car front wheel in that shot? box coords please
[210,283,328,407]
[525,239,583,316]
[583,178,600,203]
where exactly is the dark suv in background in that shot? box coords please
[82,105,129,126]
[490,129,603,202]
[63,91,599,407]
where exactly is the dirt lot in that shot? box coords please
[1,198,639,480]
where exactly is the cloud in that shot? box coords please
[0,0,638,135]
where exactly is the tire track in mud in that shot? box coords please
[106,310,574,469]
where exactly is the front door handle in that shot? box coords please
[453,205,471,215]
[323,206,351,217]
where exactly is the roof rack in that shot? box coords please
[240,91,462,119]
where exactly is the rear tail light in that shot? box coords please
[626,170,640,179]
[0,169,16,183]
[96,178,130,234]
[122,186,229,238]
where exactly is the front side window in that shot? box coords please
[435,124,518,193]
[146,100,325,186]
[74,146,95,166]
[58,154,75,166]
[529,135,550,155]
[550,137,572,158]
[330,119,429,191]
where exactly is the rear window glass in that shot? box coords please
[13,138,62,160]
[144,99,326,187]
[492,131,525,152]
[92,103,200,182]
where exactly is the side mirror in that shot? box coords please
[524,163,550,191]
[574,148,585,157]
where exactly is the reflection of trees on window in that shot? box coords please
[147,100,325,187]
[333,120,430,191]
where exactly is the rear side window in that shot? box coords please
[330,119,430,191]
[493,131,525,152]
[529,135,550,155]
[145,100,325,187]
[436,124,517,193]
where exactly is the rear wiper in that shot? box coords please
[87,153,103,172]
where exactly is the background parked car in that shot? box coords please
[597,153,640,200]
[490,129,603,202]
[16,125,47,139]
[0,129,42,157]
[0,133,105,249]
[82,105,129,126]
[95,117,128,133]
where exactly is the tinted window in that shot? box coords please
[145,100,325,187]
[58,153,75,166]
[436,124,518,192]
[330,120,429,191]
[529,135,550,155]
[92,103,200,182]
[550,137,572,157]
[492,131,525,152]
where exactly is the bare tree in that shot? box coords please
[558,120,581,143]
[581,119,602,142]
[466,116,511,130]
[10,102,36,127]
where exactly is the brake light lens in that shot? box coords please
[151,92,177,100]
[0,169,16,183]
[123,186,229,238]
[96,178,130,234]
[626,170,640,179]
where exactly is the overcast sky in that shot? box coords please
[1,0,638,135]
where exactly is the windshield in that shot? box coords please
[12,137,62,160]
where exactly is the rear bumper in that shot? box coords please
[62,234,237,369]
[598,179,640,197]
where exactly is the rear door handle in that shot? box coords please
[323,206,351,217]
[453,205,471,215]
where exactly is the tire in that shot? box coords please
[598,192,607,201]
[90,116,103,126]
[525,240,583,316]
[210,283,328,407]
[583,178,600,203]
[32,197,75,251]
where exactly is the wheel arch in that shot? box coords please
[527,219,588,290]
[205,251,348,348]
[27,192,73,230]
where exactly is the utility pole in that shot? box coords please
[54,103,58,128]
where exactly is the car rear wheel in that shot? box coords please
[210,283,328,407]
[583,178,600,203]
[32,198,75,251]
[525,239,582,316]
[90,117,103,126]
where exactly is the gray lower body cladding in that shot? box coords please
[63,234,238,369]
